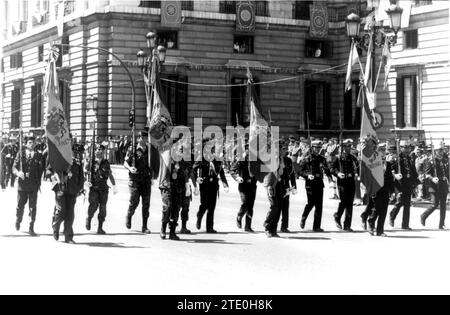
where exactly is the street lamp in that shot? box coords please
[385,4,403,34]
[86,95,98,147]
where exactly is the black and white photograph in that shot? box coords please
[0,0,450,298]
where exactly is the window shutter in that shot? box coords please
[412,30,418,49]
[177,76,188,126]
[411,75,418,127]
[324,82,331,129]
[31,85,37,127]
[396,77,405,128]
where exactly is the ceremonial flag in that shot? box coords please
[57,0,65,37]
[359,88,384,195]
[345,41,361,92]
[43,46,72,172]
[382,43,392,90]
[364,33,374,91]
[247,69,273,183]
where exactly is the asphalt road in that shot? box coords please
[0,165,449,295]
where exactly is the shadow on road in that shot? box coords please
[180,239,251,245]
[286,236,331,241]
[0,234,50,238]
[386,235,430,239]
[75,242,148,249]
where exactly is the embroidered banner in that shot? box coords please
[236,1,256,32]
[310,4,328,38]
[161,1,182,28]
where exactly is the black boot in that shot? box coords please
[142,217,151,234]
[29,222,37,236]
[126,214,132,230]
[169,224,180,241]
[86,217,92,231]
[160,223,167,240]
[244,217,254,233]
[97,221,106,235]
[15,220,20,231]
[180,221,191,234]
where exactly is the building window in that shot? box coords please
[231,77,260,127]
[255,1,269,17]
[396,75,418,128]
[305,81,330,129]
[10,53,23,69]
[59,80,71,124]
[413,0,432,7]
[293,0,312,20]
[233,35,254,54]
[344,81,361,129]
[157,30,178,49]
[139,1,161,8]
[62,36,70,55]
[403,29,418,49]
[31,81,43,128]
[161,75,188,126]
[0,58,3,73]
[305,40,333,58]
[38,45,44,62]
[181,1,194,11]
[220,1,236,14]
[11,88,21,130]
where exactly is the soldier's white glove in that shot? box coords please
[426,174,432,179]
[223,184,229,193]
[129,167,138,174]
[112,185,118,195]
[356,175,361,181]
[236,176,244,183]
[291,188,297,195]
[194,187,200,196]
[432,177,439,184]
[17,171,25,180]
[6,154,11,158]
[197,177,204,184]
[68,171,73,179]
[185,183,191,197]
[308,175,315,180]
[338,173,345,179]
[394,174,403,181]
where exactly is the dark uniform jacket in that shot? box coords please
[88,159,111,191]
[170,160,193,193]
[13,150,44,192]
[330,152,359,183]
[230,158,257,187]
[391,152,419,190]
[125,146,151,183]
[280,156,296,190]
[194,160,228,187]
[299,153,331,188]
[2,144,18,162]
[49,160,85,196]
[425,156,449,193]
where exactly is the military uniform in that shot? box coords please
[420,153,449,229]
[194,159,228,233]
[86,157,112,234]
[230,157,257,232]
[367,152,395,236]
[2,140,18,188]
[180,154,197,234]
[13,149,44,234]
[389,151,419,229]
[279,156,297,232]
[331,149,359,231]
[50,152,84,243]
[125,145,152,233]
[299,150,331,231]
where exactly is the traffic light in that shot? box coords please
[128,109,135,128]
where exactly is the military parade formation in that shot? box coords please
[1,130,449,244]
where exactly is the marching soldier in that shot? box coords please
[420,145,449,229]
[13,134,44,235]
[50,143,85,243]
[85,144,117,235]
[124,131,152,234]
[2,135,18,188]
[366,143,395,237]
[1,134,8,190]
[280,146,297,233]
[230,143,257,233]
[299,140,332,232]
[389,141,419,230]
[194,138,229,234]
[331,139,359,232]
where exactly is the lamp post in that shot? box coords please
[86,94,98,146]
[345,3,403,90]
[137,31,167,124]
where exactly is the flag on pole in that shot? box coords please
[359,87,384,196]
[345,41,361,91]
[247,68,273,183]
[43,46,73,172]
[364,33,374,91]
[57,0,65,37]
[382,43,392,90]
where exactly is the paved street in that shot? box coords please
[1,165,449,295]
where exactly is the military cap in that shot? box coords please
[288,135,297,141]
[399,140,408,147]
[311,140,323,147]
[9,135,17,141]
[24,133,35,142]
[343,139,354,145]
[388,145,397,151]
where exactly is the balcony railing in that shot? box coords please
[412,0,433,7]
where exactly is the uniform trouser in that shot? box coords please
[162,187,186,227]
[422,189,448,228]
[335,179,356,229]
[5,161,16,187]
[361,197,375,223]
[368,187,390,235]
[87,189,109,223]
[264,182,284,233]
[180,195,192,223]
[16,190,38,225]
[390,189,412,228]
[197,183,219,231]
[52,193,77,241]
[237,184,257,229]
[0,162,5,189]
[127,180,151,223]
[281,195,290,230]
[301,185,324,230]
